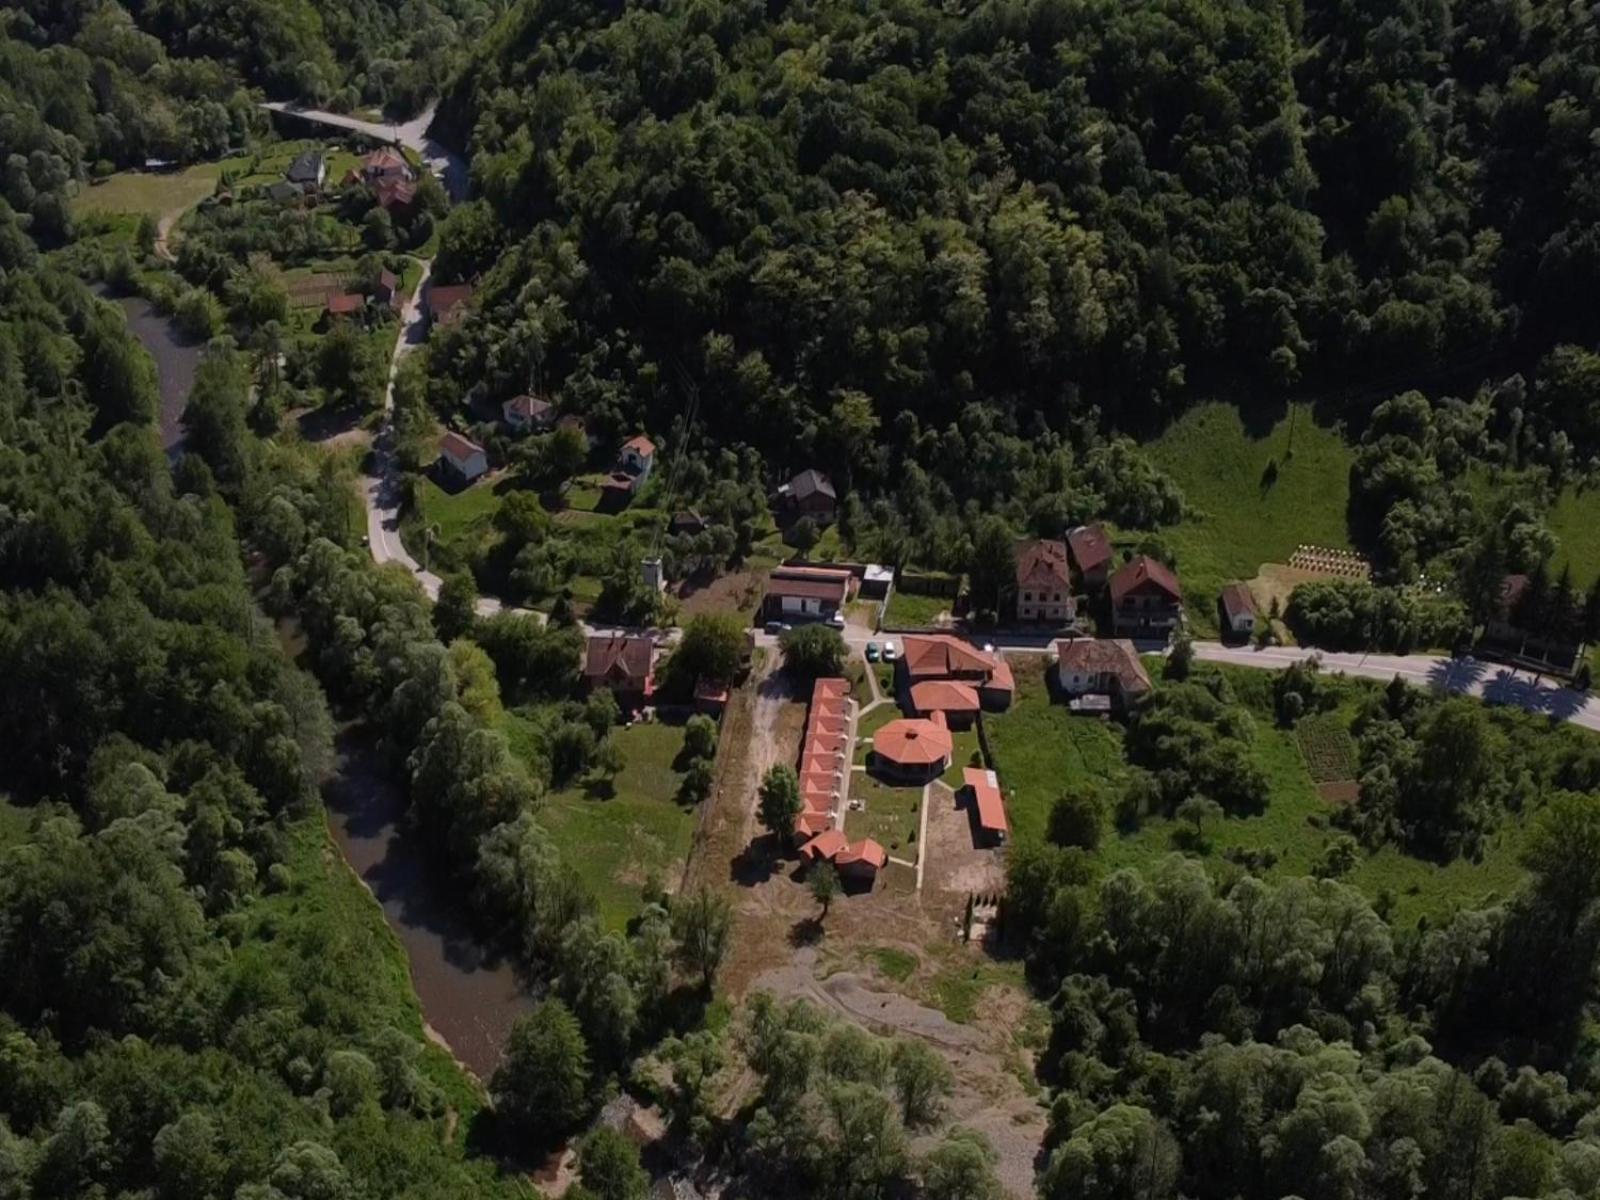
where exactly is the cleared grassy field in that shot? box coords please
[536,720,695,932]
[983,657,1128,843]
[883,589,954,628]
[1149,403,1353,632]
[72,162,226,220]
[1547,485,1600,587]
[405,475,508,571]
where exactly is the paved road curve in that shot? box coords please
[258,101,470,201]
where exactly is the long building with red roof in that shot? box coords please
[793,677,856,841]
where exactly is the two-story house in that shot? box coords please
[1015,539,1074,624]
[1109,555,1183,639]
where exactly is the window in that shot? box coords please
[1023,591,1032,602]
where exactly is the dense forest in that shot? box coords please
[0,218,529,1195]
[421,0,1600,582]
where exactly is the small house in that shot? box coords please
[374,269,402,311]
[286,150,326,191]
[324,292,365,321]
[671,511,708,536]
[362,147,414,182]
[779,469,837,525]
[426,283,473,330]
[1109,555,1183,639]
[1486,574,1531,645]
[502,394,555,433]
[835,838,887,882]
[1220,582,1259,640]
[1067,524,1114,589]
[438,432,488,485]
[1053,638,1152,710]
[266,180,302,204]
[963,767,1009,847]
[763,565,851,622]
[1015,539,1074,624]
[583,634,656,707]
[620,435,655,481]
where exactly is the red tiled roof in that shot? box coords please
[326,292,364,314]
[1110,555,1182,604]
[1220,582,1258,623]
[427,283,473,319]
[910,680,980,713]
[873,716,953,768]
[964,767,1008,835]
[799,829,848,861]
[1053,638,1152,694]
[1016,539,1071,590]
[374,179,418,210]
[584,634,654,683]
[986,659,1014,693]
[364,147,410,172]
[622,435,655,457]
[836,839,886,869]
[439,431,483,462]
[814,678,850,702]
[795,810,831,837]
[1068,524,1113,572]
[900,635,997,680]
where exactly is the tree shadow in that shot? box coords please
[729,843,779,887]
[789,916,825,947]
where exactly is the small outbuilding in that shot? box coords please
[963,767,1009,846]
[1220,582,1259,640]
[779,468,838,525]
[503,393,555,433]
[835,837,887,881]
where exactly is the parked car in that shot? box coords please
[764,619,783,635]
[882,641,899,661]
[865,642,880,662]
[828,611,846,629]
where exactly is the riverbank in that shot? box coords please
[105,291,199,453]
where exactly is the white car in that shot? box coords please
[882,641,898,661]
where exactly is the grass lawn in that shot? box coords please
[942,725,983,787]
[535,721,695,932]
[883,589,955,628]
[72,161,227,221]
[847,771,922,858]
[405,475,508,571]
[983,657,1129,843]
[1548,484,1600,588]
[1149,403,1354,633]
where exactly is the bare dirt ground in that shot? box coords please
[690,661,1045,1194]
[750,945,1046,1197]
[676,566,765,619]
[923,780,1007,897]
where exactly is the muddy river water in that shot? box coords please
[322,741,530,1080]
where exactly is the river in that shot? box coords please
[323,739,531,1080]
[106,292,198,453]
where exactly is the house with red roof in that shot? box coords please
[896,634,1013,711]
[962,767,1009,846]
[583,634,656,708]
[437,432,487,485]
[835,838,887,881]
[362,147,415,183]
[426,282,472,330]
[908,680,980,727]
[1068,524,1114,589]
[1015,539,1074,624]
[871,712,953,782]
[324,291,365,320]
[373,178,418,218]
[1109,555,1183,639]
